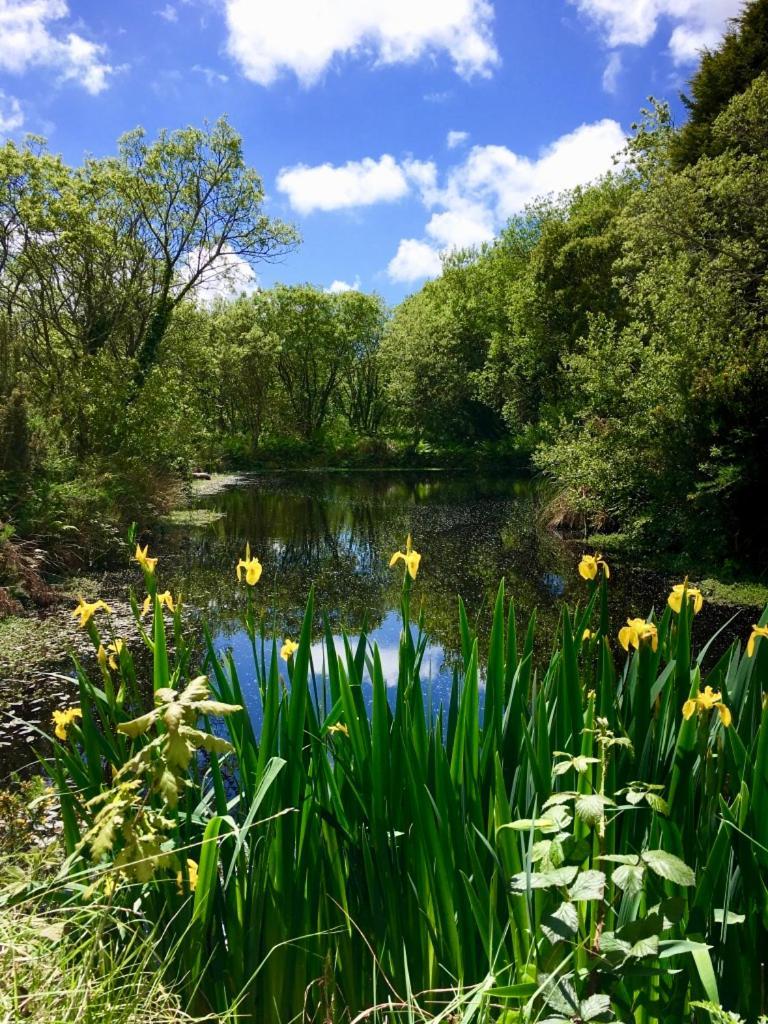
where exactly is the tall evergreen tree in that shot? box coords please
[672,0,768,168]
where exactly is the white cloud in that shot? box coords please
[387,117,624,283]
[454,119,625,219]
[223,0,499,85]
[602,51,622,93]
[326,277,361,294]
[569,0,742,64]
[186,247,259,305]
[0,0,113,93]
[425,202,495,249]
[387,239,443,283]
[192,64,229,85]
[276,154,409,214]
[447,129,470,149]
[156,4,177,22]
[0,90,23,133]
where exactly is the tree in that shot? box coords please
[334,291,389,436]
[672,0,768,168]
[250,285,355,441]
[114,118,298,380]
[0,120,298,464]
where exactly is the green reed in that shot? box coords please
[37,552,768,1023]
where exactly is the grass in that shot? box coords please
[8,545,768,1023]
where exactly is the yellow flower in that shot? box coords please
[176,858,198,893]
[668,582,703,615]
[107,639,125,670]
[682,685,731,727]
[578,553,610,581]
[389,534,421,580]
[133,544,158,574]
[72,596,113,628]
[52,706,82,740]
[618,617,659,653]
[97,639,125,670]
[582,629,596,641]
[327,722,349,736]
[141,592,175,617]
[236,543,263,586]
[280,639,299,661]
[747,624,768,657]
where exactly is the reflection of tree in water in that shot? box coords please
[155,471,579,670]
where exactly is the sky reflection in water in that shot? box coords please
[162,470,571,723]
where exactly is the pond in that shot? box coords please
[1,470,757,778]
[153,470,745,725]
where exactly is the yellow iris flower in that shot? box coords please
[682,685,732,727]
[618,617,658,652]
[389,534,421,580]
[98,639,125,670]
[280,639,299,661]
[133,544,158,574]
[582,628,596,641]
[747,624,768,657]
[141,592,175,617]
[236,543,263,586]
[578,553,609,581]
[52,706,82,740]
[176,858,198,893]
[72,596,113,628]
[668,582,703,615]
[107,639,125,670]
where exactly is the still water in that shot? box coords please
[1,471,753,777]
[156,470,678,720]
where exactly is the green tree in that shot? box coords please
[249,285,356,441]
[334,290,389,436]
[672,0,768,168]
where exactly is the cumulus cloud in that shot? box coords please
[569,0,742,64]
[326,277,361,294]
[223,0,499,85]
[447,129,470,149]
[276,154,410,214]
[0,90,23,133]
[425,202,495,249]
[387,239,443,283]
[387,117,625,283]
[0,0,114,92]
[186,247,259,305]
[276,119,624,285]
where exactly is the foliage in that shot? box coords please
[671,0,768,168]
[33,545,768,1022]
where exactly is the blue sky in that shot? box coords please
[0,0,742,303]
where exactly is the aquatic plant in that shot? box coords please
[35,544,768,1022]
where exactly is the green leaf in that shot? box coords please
[641,849,696,886]
[612,863,646,895]
[541,900,579,943]
[580,994,611,1021]
[575,793,613,826]
[568,869,606,901]
[510,866,578,892]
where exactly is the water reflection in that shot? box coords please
[157,471,754,722]
[159,471,571,712]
